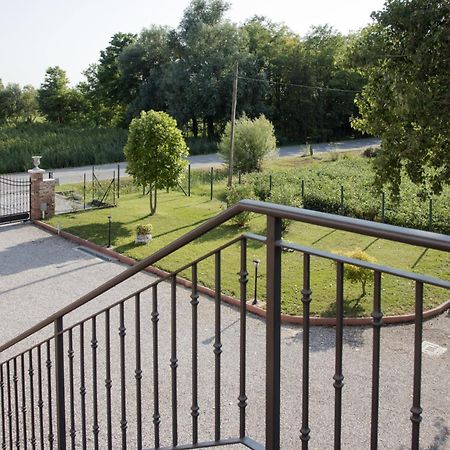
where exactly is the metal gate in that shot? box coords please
[0,175,31,223]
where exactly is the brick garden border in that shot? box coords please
[35,220,450,327]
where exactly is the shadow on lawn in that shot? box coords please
[62,222,132,247]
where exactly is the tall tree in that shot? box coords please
[349,0,450,197]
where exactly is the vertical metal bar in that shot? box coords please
[301,179,305,198]
[334,262,344,450]
[79,323,87,450]
[6,361,12,450]
[238,171,241,184]
[54,317,66,450]
[151,285,161,448]
[265,217,281,449]
[28,351,36,450]
[67,329,76,450]
[135,293,143,450]
[191,265,200,445]
[301,253,312,449]
[411,281,424,450]
[105,310,113,450]
[370,271,383,450]
[239,238,248,439]
[20,353,28,449]
[214,251,222,441]
[112,171,116,206]
[46,341,54,449]
[340,185,344,214]
[83,173,86,210]
[188,164,191,197]
[269,174,273,192]
[13,358,19,450]
[91,317,99,449]
[381,192,385,223]
[117,164,120,199]
[119,302,127,450]
[1,364,6,450]
[428,198,433,231]
[170,276,178,447]
[92,167,95,203]
[210,167,213,200]
[37,346,44,450]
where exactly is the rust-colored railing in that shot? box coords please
[0,200,449,450]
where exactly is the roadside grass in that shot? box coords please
[47,188,450,317]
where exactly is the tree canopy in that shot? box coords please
[349,0,450,197]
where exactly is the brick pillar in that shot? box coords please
[29,168,56,220]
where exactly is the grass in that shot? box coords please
[47,187,450,318]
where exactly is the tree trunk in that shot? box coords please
[192,117,198,138]
[206,116,215,140]
[149,183,157,215]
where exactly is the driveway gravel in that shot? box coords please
[0,223,448,449]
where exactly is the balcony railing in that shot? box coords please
[0,200,449,450]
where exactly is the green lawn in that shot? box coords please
[47,188,449,317]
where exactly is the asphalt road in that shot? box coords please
[41,137,380,185]
[0,222,448,449]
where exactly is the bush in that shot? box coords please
[225,183,256,227]
[269,184,301,233]
[136,223,153,235]
[219,114,277,173]
[341,249,376,298]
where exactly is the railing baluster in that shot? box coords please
[37,347,44,450]
[79,323,87,450]
[91,317,99,449]
[46,341,54,449]
[190,264,200,445]
[265,218,281,449]
[20,354,27,449]
[239,237,248,440]
[301,253,312,448]
[214,251,222,442]
[54,318,66,450]
[135,294,143,450]
[370,271,383,450]
[170,276,178,447]
[333,262,344,450]
[67,329,76,450]
[0,364,6,450]
[119,302,127,449]
[151,285,161,448]
[6,361,12,450]
[28,351,36,450]
[13,358,19,450]
[105,310,113,450]
[411,281,424,450]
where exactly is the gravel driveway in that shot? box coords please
[0,223,448,449]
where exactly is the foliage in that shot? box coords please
[340,249,376,297]
[0,82,39,125]
[136,223,153,235]
[348,0,450,197]
[268,184,301,233]
[225,182,256,227]
[124,110,188,214]
[219,115,277,173]
[0,123,127,173]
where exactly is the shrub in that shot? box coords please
[269,184,301,233]
[341,249,376,297]
[136,223,153,235]
[225,183,256,227]
[219,114,277,173]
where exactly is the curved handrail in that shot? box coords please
[1,199,449,353]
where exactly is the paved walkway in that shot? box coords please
[0,223,448,449]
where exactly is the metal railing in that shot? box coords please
[0,200,449,450]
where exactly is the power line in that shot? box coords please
[238,75,361,94]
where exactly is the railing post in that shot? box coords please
[266,215,282,449]
[54,317,66,449]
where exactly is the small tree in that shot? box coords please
[219,114,277,173]
[124,110,188,214]
[341,249,376,298]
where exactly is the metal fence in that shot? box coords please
[0,176,31,224]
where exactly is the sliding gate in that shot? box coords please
[0,175,31,223]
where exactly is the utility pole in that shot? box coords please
[228,61,238,187]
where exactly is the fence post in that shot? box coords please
[113,171,116,206]
[83,173,86,210]
[117,164,120,199]
[54,317,66,450]
[265,215,282,449]
[188,164,191,197]
[92,166,95,203]
[340,185,344,215]
[210,167,213,200]
[428,198,433,231]
[301,179,305,198]
[381,191,385,223]
[269,174,273,192]
[238,171,241,185]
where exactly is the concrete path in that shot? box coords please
[39,137,380,185]
[0,223,448,449]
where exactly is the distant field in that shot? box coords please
[0,123,127,173]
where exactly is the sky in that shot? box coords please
[0,0,386,88]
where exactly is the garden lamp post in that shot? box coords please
[252,259,260,305]
[107,215,112,248]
